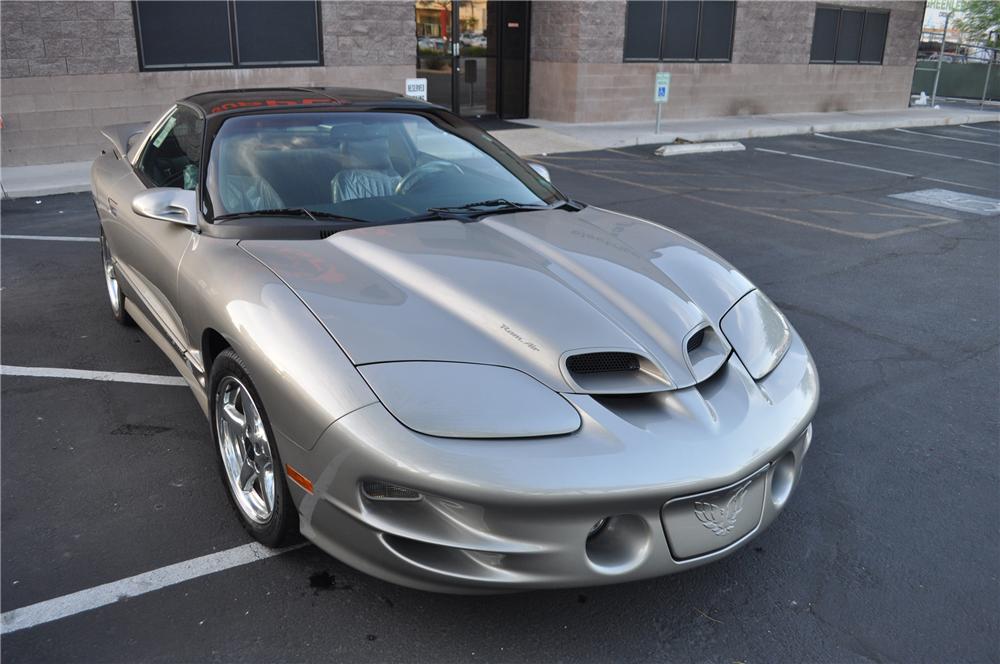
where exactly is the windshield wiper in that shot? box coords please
[214,208,368,224]
[416,198,568,223]
[430,199,545,214]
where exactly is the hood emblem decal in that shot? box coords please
[500,323,541,352]
[693,479,751,536]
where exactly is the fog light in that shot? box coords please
[361,480,422,501]
[588,518,609,539]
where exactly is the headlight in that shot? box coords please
[720,290,791,380]
[358,362,581,439]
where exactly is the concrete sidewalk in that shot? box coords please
[501,105,998,154]
[2,106,996,199]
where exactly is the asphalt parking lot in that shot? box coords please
[2,123,997,663]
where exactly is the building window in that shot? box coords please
[133,0,322,71]
[810,6,889,64]
[623,1,735,62]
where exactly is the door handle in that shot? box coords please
[108,197,118,217]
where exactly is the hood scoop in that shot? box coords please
[561,350,672,394]
[683,326,731,384]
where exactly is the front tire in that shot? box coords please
[100,229,132,326]
[210,348,297,547]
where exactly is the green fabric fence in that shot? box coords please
[912,61,1000,101]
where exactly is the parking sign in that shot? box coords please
[405,78,428,101]
[654,72,670,104]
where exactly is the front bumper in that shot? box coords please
[287,331,818,593]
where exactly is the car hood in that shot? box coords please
[240,206,754,392]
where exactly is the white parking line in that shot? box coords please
[1,365,186,386]
[959,124,999,134]
[894,127,998,146]
[0,234,98,242]
[755,147,910,176]
[753,147,987,190]
[1,542,306,634]
[814,132,997,166]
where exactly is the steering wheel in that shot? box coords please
[395,160,464,195]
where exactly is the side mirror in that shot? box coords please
[528,162,551,183]
[132,188,198,227]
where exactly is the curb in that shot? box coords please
[646,112,998,147]
[654,141,745,156]
[1,161,92,199]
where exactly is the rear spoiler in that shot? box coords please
[100,122,149,160]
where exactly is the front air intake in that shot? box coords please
[686,329,705,353]
[565,352,641,375]
[562,350,671,394]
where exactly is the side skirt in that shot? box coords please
[124,298,210,418]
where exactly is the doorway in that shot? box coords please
[415,1,530,119]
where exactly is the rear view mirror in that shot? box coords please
[528,163,551,182]
[132,188,198,227]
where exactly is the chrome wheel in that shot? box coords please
[101,234,121,316]
[215,376,275,524]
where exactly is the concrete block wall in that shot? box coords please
[1,1,137,78]
[530,0,924,123]
[1,1,416,167]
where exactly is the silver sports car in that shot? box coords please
[92,88,819,593]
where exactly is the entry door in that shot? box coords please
[415,1,455,110]
[455,0,494,116]
[497,2,529,118]
[415,1,530,119]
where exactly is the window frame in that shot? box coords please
[622,1,736,64]
[133,103,207,192]
[809,5,890,65]
[132,0,324,72]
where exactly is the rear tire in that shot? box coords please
[100,229,133,326]
[209,348,298,547]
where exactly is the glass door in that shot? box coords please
[457,0,496,117]
[414,1,529,119]
[415,1,455,109]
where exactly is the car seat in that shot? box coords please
[217,137,284,213]
[330,137,402,203]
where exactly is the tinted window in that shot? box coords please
[810,6,889,64]
[810,7,839,62]
[234,1,320,65]
[859,11,889,64]
[623,1,735,62]
[135,0,233,69]
[835,10,864,63]
[134,0,322,71]
[697,0,735,60]
[624,1,663,60]
[662,1,698,60]
[138,108,203,190]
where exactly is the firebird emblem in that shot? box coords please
[694,480,751,536]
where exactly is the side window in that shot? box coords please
[137,107,203,190]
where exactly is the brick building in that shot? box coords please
[1,1,923,169]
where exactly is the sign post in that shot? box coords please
[405,78,428,101]
[654,72,670,134]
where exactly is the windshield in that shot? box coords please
[205,111,561,223]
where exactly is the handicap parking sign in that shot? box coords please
[654,72,671,103]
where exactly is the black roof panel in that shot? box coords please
[182,87,435,116]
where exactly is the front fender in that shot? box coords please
[177,235,377,450]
